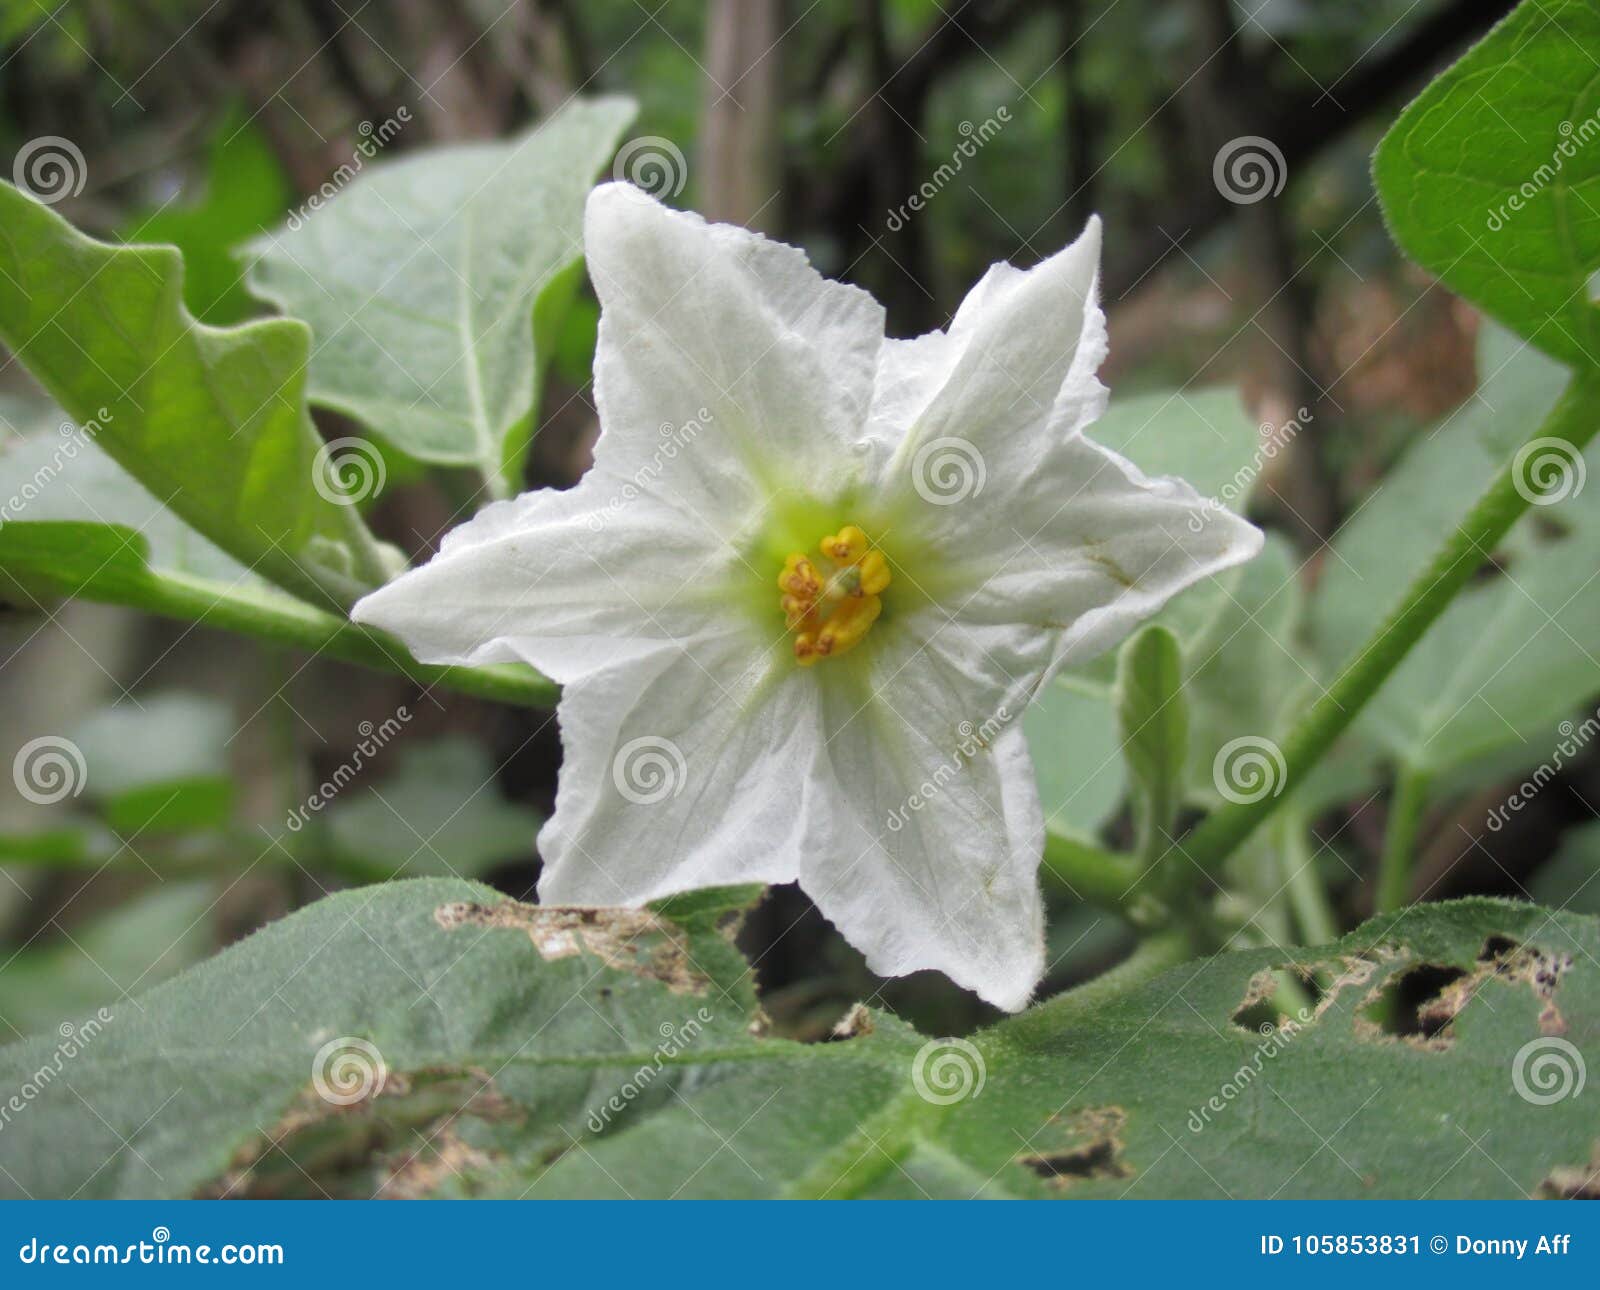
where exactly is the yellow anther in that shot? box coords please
[856,550,890,597]
[778,522,890,667]
[822,525,869,563]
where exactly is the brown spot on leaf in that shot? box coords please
[828,1003,874,1040]
[1537,1142,1600,1200]
[1017,1106,1133,1191]
[378,1130,495,1200]
[434,899,710,996]
[199,1066,517,1199]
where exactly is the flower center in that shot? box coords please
[777,524,891,667]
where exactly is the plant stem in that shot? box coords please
[1162,374,1600,881]
[1040,830,1144,911]
[104,567,560,709]
[1280,812,1338,944]
[1376,762,1431,913]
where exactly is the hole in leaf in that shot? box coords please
[1016,1107,1132,1192]
[1478,934,1520,964]
[1360,963,1468,1041]
[1020,1138,1130,1183]
[1230,966,1328,1034]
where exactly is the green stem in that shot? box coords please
[1376,762,1431,913]
[1040,830,1144,912]
[1280,813,1338,944]
[1163,374,1600,880]
[108,568,559,709]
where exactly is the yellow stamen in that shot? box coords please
[780,523,890,667]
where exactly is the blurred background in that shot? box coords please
[3,0,1576,1042]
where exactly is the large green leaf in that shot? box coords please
[1,881,1592,1199]
[245,97,634,486]
[0,393,260,588]
[0,181,395,610]
[1374,0,1600,365]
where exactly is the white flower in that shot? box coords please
[352,184,1262,1011]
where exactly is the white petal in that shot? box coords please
[877,216,1108,512]
[585,183,886,527]
[870,215,1262,681]
[928,433,1264,682]
[800,618,1046,1011]
[537,630,808,902]
[350,478,732,685]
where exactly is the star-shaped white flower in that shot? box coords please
[353,183,1262,1010]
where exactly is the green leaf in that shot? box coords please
[1024,676,1125,842]
[314,736,541,880]
[121,105,291,324]
[0,181,395,610]
[1114,625,1186,860]
[245,97,635,487]
[1091,388,1266,508]
[1374,0,1600,365]
[0,393,262,588]
[1,882,1592,1198]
